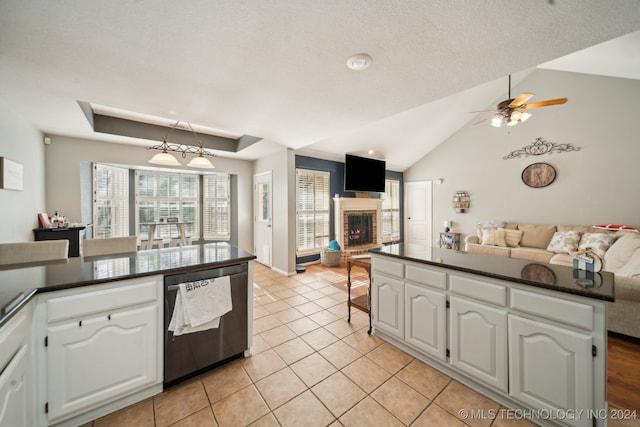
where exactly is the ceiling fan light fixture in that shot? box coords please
[520,112,532,122]
[491,115,503,127]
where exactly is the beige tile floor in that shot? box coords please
[86,263,630,427]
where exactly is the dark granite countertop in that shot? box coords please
[370,244,614,302]
[0,242,256,328]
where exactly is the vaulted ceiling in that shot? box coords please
[1,1,639,171]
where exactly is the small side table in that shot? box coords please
[346,256,372,334]
[33,226,87,257]
[439,232,461,250]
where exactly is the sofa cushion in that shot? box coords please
[546,231,581,254]
[604,231,640,272]
[616,248,640,279]
[465,243,511,257]
[503,228,523,248]
[481,228,507,247]
[578,233,617,258]
[510,247,554,263]
[517,224,557,249]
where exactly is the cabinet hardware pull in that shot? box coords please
[79,320,82,327]
[108,314,111,320]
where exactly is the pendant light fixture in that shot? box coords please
[147,121,216,169]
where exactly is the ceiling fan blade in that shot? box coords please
[522,97,568,109]
[509,93,534,108]
[472,115,494,126]
[469,109,499,114]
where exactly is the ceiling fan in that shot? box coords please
[471,75,568,127]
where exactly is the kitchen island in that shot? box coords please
[0,242,255,427]
[369,244,613,427]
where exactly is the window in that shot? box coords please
[93,164,129,238]
[135,171,199,239]
[382,178,401,242]
[203,174,231,240]
[296,169,330,255]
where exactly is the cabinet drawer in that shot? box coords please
[405,264,446,290]
[48,276,161,323]
[373,257,404,278]
[449,275,506,307]
[510,289,593,331]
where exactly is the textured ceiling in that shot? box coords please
[1,1,639,170]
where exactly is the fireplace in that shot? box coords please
[333,197,383,256]
[345,211,375,247]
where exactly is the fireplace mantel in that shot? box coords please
[333,197,383,250]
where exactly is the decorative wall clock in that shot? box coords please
[521,162,556,188]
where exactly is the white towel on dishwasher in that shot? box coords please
[168,276,232,335]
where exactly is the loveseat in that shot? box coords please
[465,223,640,339]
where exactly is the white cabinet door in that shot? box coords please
[47,303,158,422]
[405,283,447,361]
[0,345,29,427]
[450,296,507,392]
[509,315,593,427]
[372,273,404,339]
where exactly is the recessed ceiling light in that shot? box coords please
[368,149,375,155]
[347,53,373,70]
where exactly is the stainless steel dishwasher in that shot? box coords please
[163,263,248,387]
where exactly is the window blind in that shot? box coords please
[135,171,200,239]
[93,164,129,238]
[382,179,401,242]
[296,169,330,255]
[203,174,230,240]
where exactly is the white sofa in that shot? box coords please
[465,223,640,339]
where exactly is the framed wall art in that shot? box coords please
[0,157,23,191]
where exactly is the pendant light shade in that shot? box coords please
[187,154,215,169]
[149,150,181,166]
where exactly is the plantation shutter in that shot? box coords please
[382,178,401,242]
[203,174,230,240]
[296,169,330,254]
[93,164,129,238]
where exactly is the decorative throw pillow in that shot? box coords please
[517,224,558,249]
[481,228,507,247]
[502,228,523,248]
[579,233,617,258]
[475,220,506,239]
[546,231,582,254]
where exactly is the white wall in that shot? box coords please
[0,98,45,242]
[44,136,255,253]
[253,148,296,275]
[405,69,640,242]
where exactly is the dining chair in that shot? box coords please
[0,240,69,265]
[82,236,138,257]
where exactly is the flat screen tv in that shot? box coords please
[344,154,386,192]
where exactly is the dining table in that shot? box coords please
[140,221,192,249]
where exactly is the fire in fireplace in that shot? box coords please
[346,213,373,246]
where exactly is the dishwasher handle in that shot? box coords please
[167,272,247,292]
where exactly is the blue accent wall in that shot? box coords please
[295,155,404,264]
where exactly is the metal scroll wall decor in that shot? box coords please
[503,137,580,160]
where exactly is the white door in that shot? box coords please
[404,181,432,246]
[254,171,272,267]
